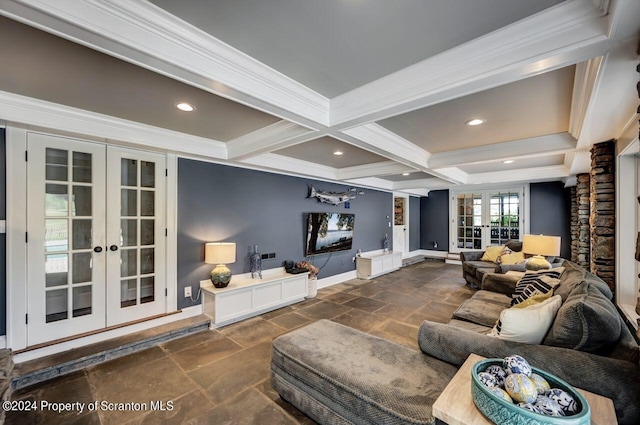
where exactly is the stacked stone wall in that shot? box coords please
[576,173,590,269]
[569,186,578,263]
[589,140,616,292]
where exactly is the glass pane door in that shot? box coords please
[106,148,166,325]
[27,134,107,345]
[456,193,482,250]
[489,191,521,245]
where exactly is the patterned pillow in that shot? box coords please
[511,267,565,306]
[481,245,505,263]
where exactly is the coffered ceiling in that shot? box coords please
[0,0,638,196]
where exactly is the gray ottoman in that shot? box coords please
[271,320,458,425]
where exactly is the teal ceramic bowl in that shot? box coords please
[471,359,590,425]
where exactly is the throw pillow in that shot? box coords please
[495,247,513,264]
[511,267,565,306]
[499,251,525,265]
[489,295,562,344]
[481,245,505,263]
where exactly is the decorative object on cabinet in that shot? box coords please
[205,242,236,288]
[522,234,561,271]
[250,244,262,279]
[383,233,390,252]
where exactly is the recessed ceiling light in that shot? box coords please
[466,118,485,126]
[333,151,344,156]
[176,102,195,112]
[402,173,410,176]
[503,160,514,164]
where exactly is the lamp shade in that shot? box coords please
[205,242,236,264]
[522,234,561,256]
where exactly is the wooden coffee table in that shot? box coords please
[432,353,617,425]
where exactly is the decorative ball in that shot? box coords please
[478,372,498,388]
[485,365,507,387]
[546,388,578,414]
[503,355,532,376]
[488,386,513,403]
[530,373,551,395]
[535,395,566,416]
[518,402,544,414]
[504,373,538,404]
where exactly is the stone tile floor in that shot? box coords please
[7,261,474,425]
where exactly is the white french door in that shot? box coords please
[451,188,525,253]
[26,133,166,345]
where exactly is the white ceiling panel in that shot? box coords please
[380,172,434,182]
[458,154,566,174]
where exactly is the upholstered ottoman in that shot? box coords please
[270,319,458,425]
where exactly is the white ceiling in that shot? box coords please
[0,0,638,197]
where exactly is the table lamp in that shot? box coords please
[205,242,236,288]
[522,234,561,271]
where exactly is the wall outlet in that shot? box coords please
[184,286,192,298]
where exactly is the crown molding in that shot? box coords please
[335,161,414,180]
[226,121,319,160]
[570,57,604,139]
[338,123,431,171]
[240,153,336,181]
[428,167,468,185]
[0,0,330,127]
[428,133,577,169]
[0,90,227,158]
[330,0,609,128]
[344,177,395,192]
[391,178,447,191]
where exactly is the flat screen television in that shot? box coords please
[305,212,355,256]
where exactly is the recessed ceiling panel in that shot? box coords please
[0,17,279,142]
[379,66,575,153]
[150,0,564,97]
[275,137,388,168]
[458,154,566,174]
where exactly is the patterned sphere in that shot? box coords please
[529,373,551,395]
[485,365,507,387]
[478,372,498,388]
[518,402,544,415]
[535,395,566,416]
[488,386,513,403]
[504,373,538,404]
[503,355,532,376]
[546,388,578,414]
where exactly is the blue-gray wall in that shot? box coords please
[409,196,420,252]
[0,129,5,335]
[529,181,572,259]
[177,158,393,309]
[420,190,449,251]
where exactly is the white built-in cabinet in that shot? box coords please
[356,251,402,279]
[201,269,308,328]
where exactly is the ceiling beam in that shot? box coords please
[226,121,320,160]
[569,57,604,140]
[335,161,414,181]
[427,133,577,169]
[468,165,570,185]
[240,153,336,181]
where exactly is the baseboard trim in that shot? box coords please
[419,249,449,259]
[317,270,357,289]
[13,306,203,363]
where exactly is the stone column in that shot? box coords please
[589,140,615,292]
[576,173,590,269]
[569,186,578,262]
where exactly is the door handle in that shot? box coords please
[109,245,119,252]
[93,246,103,253]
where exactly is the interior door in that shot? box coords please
[27,133,107,345]
[106,147,166,325]
[393,196,406,255]
[27,134,167,345]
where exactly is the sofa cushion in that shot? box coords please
[489,295,562,344]
[453,291,510,327]
[511,267,564,306]
[554,260,587,302]
[481,245,505,263]
[271,319,458,425]
[543,282,622,353]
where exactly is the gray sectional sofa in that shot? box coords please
[270,259,640,425]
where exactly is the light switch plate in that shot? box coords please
[0,220,5,234]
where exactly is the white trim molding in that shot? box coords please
[226,121,320,161]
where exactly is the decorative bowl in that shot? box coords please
[471,359,590,425]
